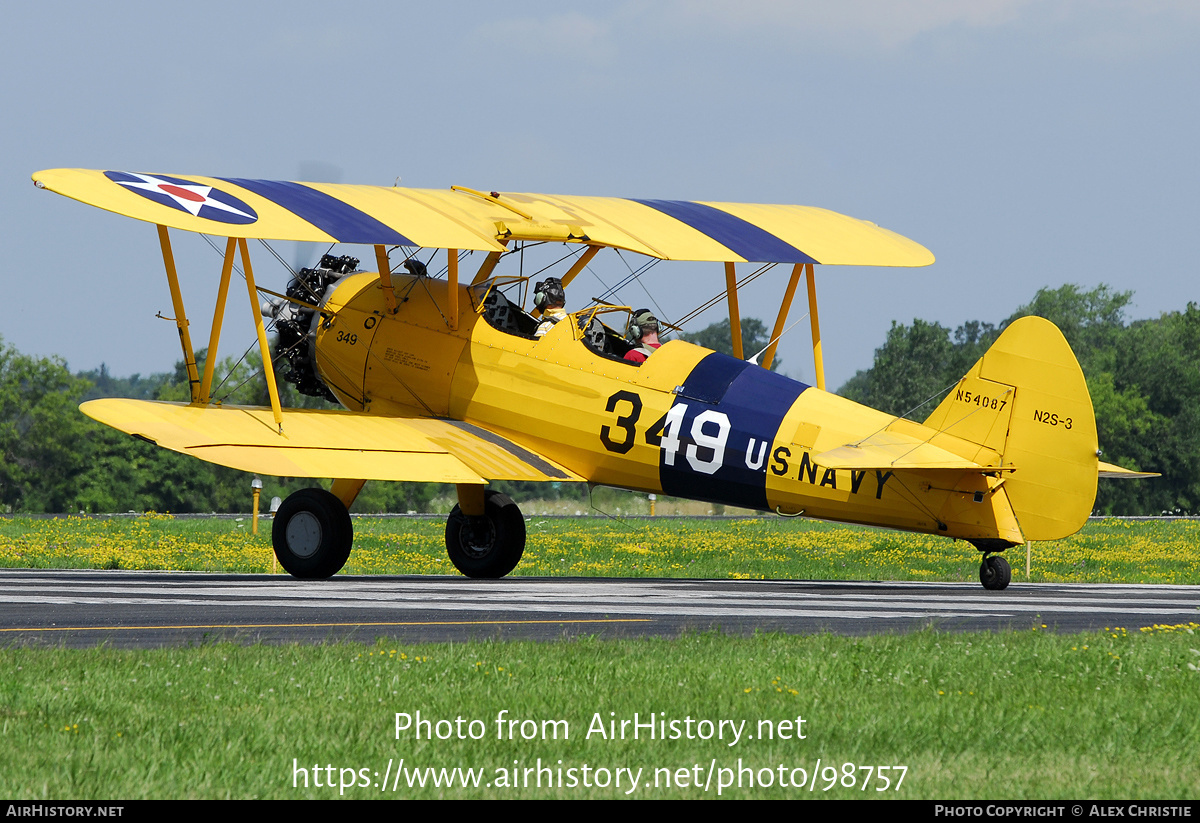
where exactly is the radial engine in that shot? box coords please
[262,253,360,403]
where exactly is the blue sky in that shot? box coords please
[4,1,1197,388]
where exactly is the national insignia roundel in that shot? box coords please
[104,171,258,224]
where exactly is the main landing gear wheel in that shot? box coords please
[272,488,353,579]
[979,554,1012,591]
[445,490,526,579]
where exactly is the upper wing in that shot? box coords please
[34,168,934,267]
[82,399,582,483]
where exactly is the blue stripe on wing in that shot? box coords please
[220,178,415,246]
[632,199,818,264]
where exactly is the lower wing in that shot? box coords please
[82,399,582,483]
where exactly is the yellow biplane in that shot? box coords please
[33,168,1150,590]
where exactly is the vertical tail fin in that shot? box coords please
[923,316,1098,540]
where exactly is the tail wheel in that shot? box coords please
[979,554,1012,591]
[445,490,525,579]
[272,488,353,579]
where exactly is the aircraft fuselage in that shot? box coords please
[310,271,1023,545]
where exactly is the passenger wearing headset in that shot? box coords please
[624,309,663,364]
[533,277,567,338]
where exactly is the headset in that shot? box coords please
[533,277,565,310]
[628,308,659,342]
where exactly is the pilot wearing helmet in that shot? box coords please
[624,309,662,364]
[533,277,567,338]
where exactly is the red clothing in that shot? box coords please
[624,342,661,363]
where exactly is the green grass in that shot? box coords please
[2,628,1197,799]
[1,514,1197,584]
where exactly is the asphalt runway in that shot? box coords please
[2,569,1198,648]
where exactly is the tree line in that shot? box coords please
[839,285,1198,515]
[0,346,436,515]
[0,285,1192,515]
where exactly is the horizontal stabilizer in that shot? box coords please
[81,399,582,483]
[815,430,1009,472]
[1097,460,1160,479]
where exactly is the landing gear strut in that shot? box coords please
[272,488,354,579]
[445,489,525,578]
